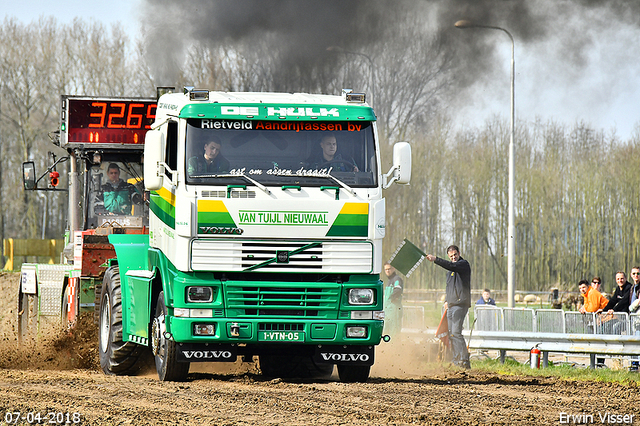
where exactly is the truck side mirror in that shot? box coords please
[392,142,412,184]
[382,142,412,188]
[144,129,165,191]
[22,162,36,190]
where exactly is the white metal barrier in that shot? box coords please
[469,306,640,368]
[474,306,635,335]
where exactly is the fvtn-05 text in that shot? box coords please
[20,88,411,382]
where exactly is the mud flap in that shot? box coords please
[313,345,374,366]
[175,343,238,362]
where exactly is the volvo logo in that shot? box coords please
[276,251,289,263]
[199,226,244,235]
[320,353,370,362]
[182,350,234,360]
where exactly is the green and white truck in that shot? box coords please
[24,88,412,382]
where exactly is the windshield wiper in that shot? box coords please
[191,173,272,196]
[326,174,356,196]
[303,172,356,196]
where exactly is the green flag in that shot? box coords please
[388,239,426,277]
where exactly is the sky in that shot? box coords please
[3,0,640,141]
[2,0,142,39]
[457,17,640,141]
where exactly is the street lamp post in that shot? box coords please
[455,20,516,308]
[326,46,376,109]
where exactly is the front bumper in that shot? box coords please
[168,316,384,346]
[174,342,375,366]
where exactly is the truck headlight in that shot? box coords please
[187,286,213,303]
[348,289,374,305]
[194,323,215,336]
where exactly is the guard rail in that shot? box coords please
[469,306,640,368]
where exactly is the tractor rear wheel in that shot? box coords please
[93,277,103,326]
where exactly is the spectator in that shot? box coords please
[591,276,605,295]
[476,288,496,306]
[383,263,403,337]
[629,267,640,313]
[601,271,632,314]
[426,245,471,369]
[578,279,608,313]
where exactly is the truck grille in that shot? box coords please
[225,283,340,318]
[241,241,322,270]
[191,240,372,273]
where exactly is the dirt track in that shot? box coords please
[0,272,637,425]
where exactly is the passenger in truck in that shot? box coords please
[306,134,359,172]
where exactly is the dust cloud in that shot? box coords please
[0,273,99,371]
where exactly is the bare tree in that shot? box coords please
[0,17,149,243]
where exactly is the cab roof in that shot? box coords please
[156,90,375,122]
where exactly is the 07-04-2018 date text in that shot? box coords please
[3,412,81,425]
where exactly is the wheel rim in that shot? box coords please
[151,314,166,358]
[99,293,111,352]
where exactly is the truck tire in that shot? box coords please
[259,354,333,379]
[152,291,190,381]
[337,365,370,383]
[99,266,148,375]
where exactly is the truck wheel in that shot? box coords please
[99,266,147,375]
[337,365,370,383]
[259,354,333,379]
[152,291,189,381]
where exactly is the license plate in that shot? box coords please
[259,331,304,341]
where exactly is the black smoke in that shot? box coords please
[141,0,386,86]
[141,0,640,98]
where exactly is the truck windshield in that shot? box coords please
[185,119,378,187]
[85,160,147,229]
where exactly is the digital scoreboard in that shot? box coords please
[60,96,157,148]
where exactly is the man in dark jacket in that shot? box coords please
[427,245,471,369]
[602,271,632,313]
[187,138,230,176]
[306,134,359,172]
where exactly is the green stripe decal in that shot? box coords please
[326,203,368,237]
[150,188,176,229]
[197,200,237,229]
